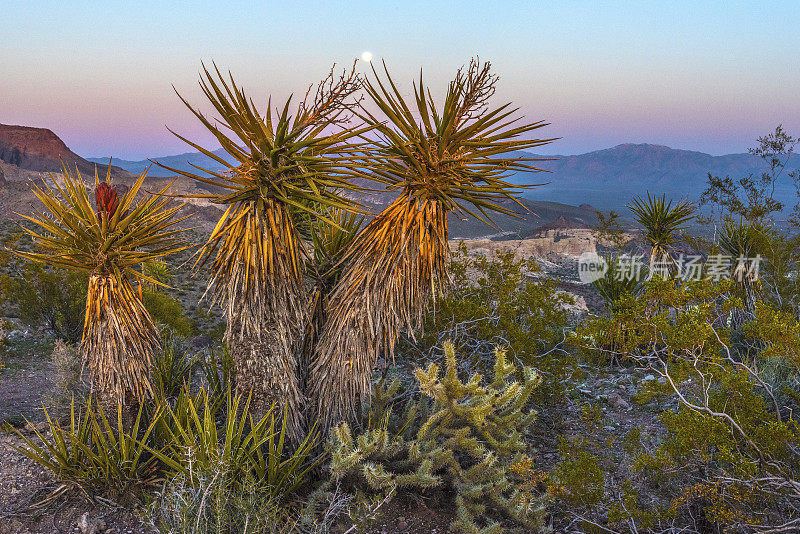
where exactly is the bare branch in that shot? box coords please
[299,60,363,129]
[454,58,498,125]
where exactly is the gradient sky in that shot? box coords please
[2,1,799,160]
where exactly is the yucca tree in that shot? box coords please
[163,63,368,441]
[18,166,188,404]
[718,218,767,309]
[299,206,364,390]
[310,59,554,427]
[628,192,695,267]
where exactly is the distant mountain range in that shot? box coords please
[4,121,797,236]
[88,150,235,178]
[520,144,800,210]
[90,143,800,211]
[0,123,600,237]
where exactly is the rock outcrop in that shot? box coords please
[454,228,597,261]
[0,123,128,177]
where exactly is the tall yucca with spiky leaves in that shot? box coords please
[310,59,554,428]
[163,63,368,441]
[719,218,768,311]
[18,166,188,405]
[628,192,695,267]
[299,206,364,393]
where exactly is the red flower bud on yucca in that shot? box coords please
[95,182,119,220]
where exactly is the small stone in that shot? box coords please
[77,513,105,534]
[643,374,655,381]
[608,394,631,410]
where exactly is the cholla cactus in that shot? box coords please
[329,342,547,533]
[18,166,188,404]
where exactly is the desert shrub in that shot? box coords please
[0,262,86,343]
[549,437,605,507]
[579,275,800,530]
[142,287,196,338]
[43,339,88,414]
[148,469,302,534]
[10,398,162,501]
[151,341,195,401]
[574,277,734,365]
[403,246,575,403]
[328,341,548,533]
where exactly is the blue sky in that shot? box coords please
[1,1,798,159]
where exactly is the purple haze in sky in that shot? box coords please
[1,0,798,159]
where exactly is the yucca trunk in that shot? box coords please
[310,192,448,427]
[214,200,306,442]
[81,274,158,405]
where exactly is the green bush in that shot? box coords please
[579,275,800,530]
[329,341,547,533]
[0,262,86,343]
[550,437,605,507]
[148,469,301,534]
[405,246,575,403]
[142,288,196,338]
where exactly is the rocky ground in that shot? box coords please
[0,345,666,533]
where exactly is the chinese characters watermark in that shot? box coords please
[577,252,762,283]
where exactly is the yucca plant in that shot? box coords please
[149,385,319,499]
[592,255,645,310]
[628,192,694,266]
[151,342,195,401]
[310,59,554,427]
[718,218,768,308]
[17,166,188,404]
[10,397,163,500]
[163,63,369,441]
[149,386,272,485]
[300,206,365,391]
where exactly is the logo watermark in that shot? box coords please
[577,252,608,283]
[578,253,763,283]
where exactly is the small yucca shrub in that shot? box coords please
[628,192,694,263]
[151,342,195,401]
[592,255,645,310]
[149,385,320,498]
[10,398,162,501]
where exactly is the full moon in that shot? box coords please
[361,51,373,62]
